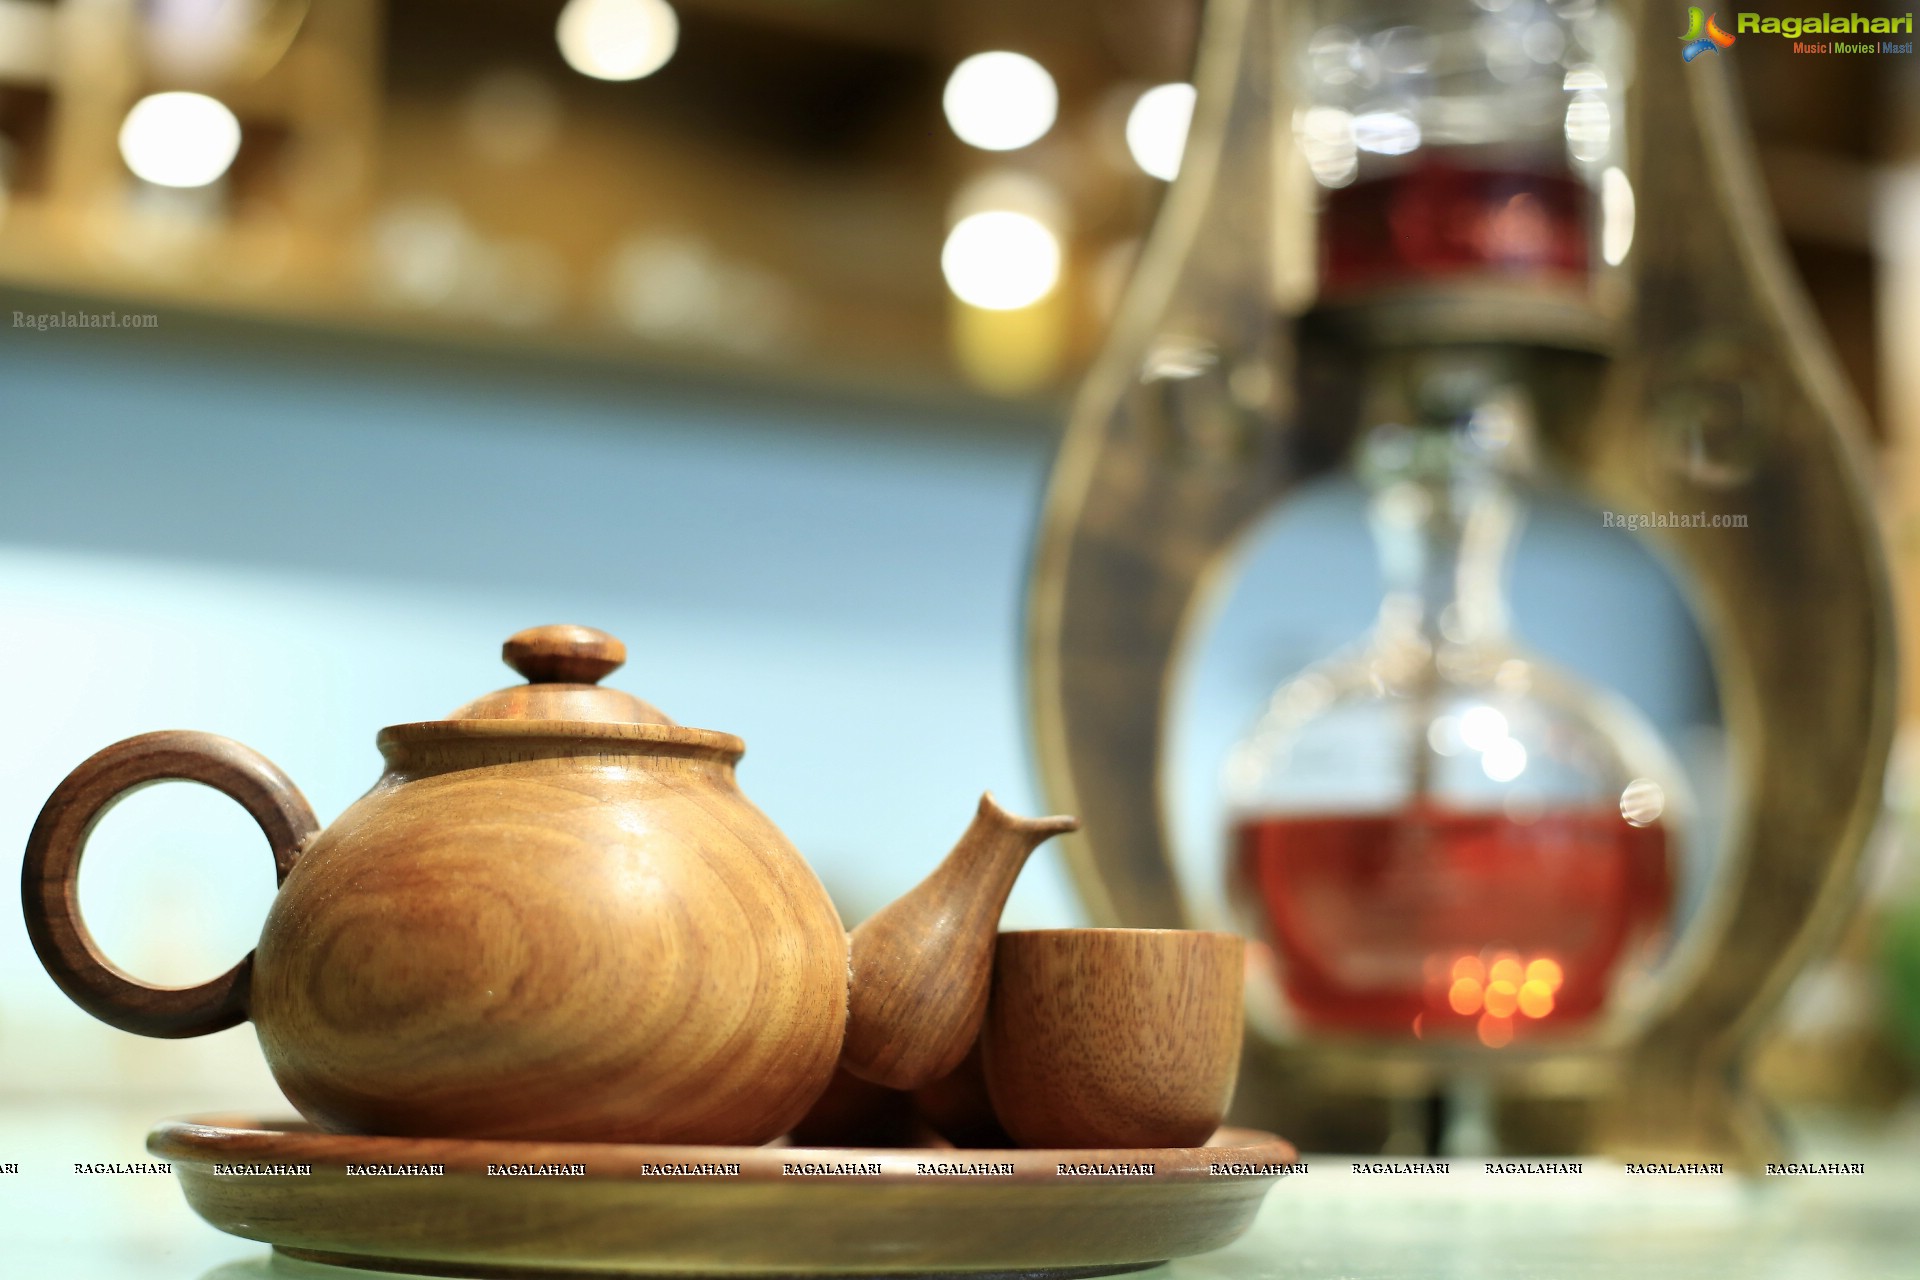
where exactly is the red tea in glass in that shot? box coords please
[1320,161,1593,296]
[1235,804,1669,1039]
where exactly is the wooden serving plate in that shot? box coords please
[149,1115,1298,1278]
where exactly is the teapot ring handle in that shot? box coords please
[21,730,319,1038]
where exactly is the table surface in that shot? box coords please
[3,1102,1915,1280]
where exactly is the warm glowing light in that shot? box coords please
[943,52,1058,151]
[1126,83,1197,181]
[1410,1013,1424,1039]
[556,0,678,82]
[118,92,241,188]
[1620,777,1665,827]
[1443,952,1567,1026]
[941,211,1061,310]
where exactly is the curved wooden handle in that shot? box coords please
[21,730,319,1038]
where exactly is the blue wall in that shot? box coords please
[0,312,1714,1097]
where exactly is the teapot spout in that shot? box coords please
[842,793,1078,1091]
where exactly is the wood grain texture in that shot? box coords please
[449,624,674,725]
[149,1114,1296,1277]
[983,930,1245,1149]
[502,625,626,684]
[252,720,849,1145]
[20,730,319,1038]
[842,794,1078,1090]
[23,625,1091,1149]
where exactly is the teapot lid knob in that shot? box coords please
[504,625,625,685]
[444,624,674,725]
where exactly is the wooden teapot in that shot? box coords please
[21,625,1075,1145]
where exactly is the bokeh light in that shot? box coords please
[556,0,679,83]
[118,93,242,189]
[1482,736,1528,782]
[943,52,1058,152]
[1459,705,1509,751]
[1126,82,1196,181]
[1297,105,1357,188]
[1620,777,1666,827]
[941,211,1060,310]
[1437,951,1565,1037]
[1601,165,1636,266]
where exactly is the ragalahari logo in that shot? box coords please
[1681,7,1738,59]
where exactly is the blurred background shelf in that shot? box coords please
[1,0,1903,413]
[0,0,1202,399]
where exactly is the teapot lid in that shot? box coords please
[446,625,676,725]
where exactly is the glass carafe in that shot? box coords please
[1224,347,1684,1047]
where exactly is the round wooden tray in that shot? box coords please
[149,1115,1297,1278]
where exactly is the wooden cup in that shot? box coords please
[981,929,1245,1149]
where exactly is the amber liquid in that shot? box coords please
[1235,806,1669,1038]
[1320,162,1592,296]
